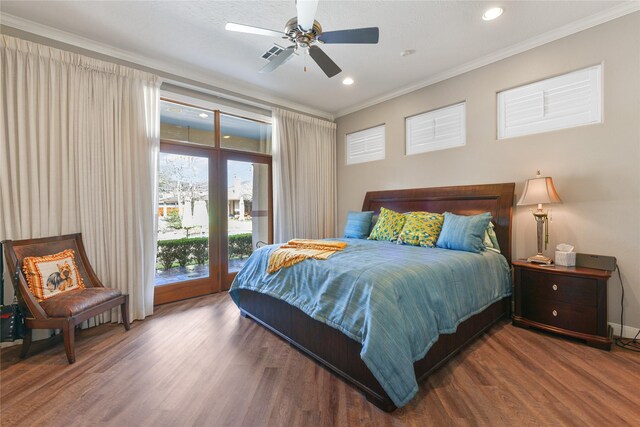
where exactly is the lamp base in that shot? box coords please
[527,254,553,265]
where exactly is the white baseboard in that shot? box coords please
[608,322,640,339]
[1,329,51,348]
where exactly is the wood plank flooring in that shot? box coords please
[1,292,639,426]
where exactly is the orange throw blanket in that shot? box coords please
[267,239,348,274]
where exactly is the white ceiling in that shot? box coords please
[1,1,637,118]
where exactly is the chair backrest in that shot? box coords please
[2,233,104,319]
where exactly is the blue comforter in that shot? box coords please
[229,238,511,407]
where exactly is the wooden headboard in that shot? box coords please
[362,183,515,263]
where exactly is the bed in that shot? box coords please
[229,183,515,411]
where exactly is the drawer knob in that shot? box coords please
[552,284,558,291]
[552,310,558,317]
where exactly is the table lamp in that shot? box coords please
[517,171,562,264]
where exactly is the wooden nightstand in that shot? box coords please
[512,260,612,350]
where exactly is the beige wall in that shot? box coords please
[336,13,640,330]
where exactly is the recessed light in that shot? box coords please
[482,7,503,21]
[223,135,231,139]
[199,113,209,118]
[342,77,354,85]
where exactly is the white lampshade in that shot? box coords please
[517,172,562,206]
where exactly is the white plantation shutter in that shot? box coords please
[498,65,602,139]
[346,125,385,165]
[406,102,466,155]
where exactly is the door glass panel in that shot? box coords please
[160,100,215,146]
[220,113,272,154]
[156,152,210,286]
[227,160,269,272]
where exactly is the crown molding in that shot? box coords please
[0,13,334,121]
[333,2,640,118]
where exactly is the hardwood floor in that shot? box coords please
[1,292,639,426]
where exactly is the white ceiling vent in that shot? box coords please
[261,44,285,61]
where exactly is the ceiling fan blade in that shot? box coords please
[296,0,319,31]
[259,47,296,73]
[308,45,341,78]
[317,27,379,44]
[225,22,284,38]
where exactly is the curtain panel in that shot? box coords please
[273,108,337,243]
[0,35,160,323]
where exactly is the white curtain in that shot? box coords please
[273,108,336,242]
[0,35,160,323]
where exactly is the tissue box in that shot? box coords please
[555,251,576,267]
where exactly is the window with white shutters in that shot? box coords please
[346,125,385,165]
[497,65,602,139]
[405,102,466,155]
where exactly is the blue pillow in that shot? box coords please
[436,212,492,253]
[343,211,374,239]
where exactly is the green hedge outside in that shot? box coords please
[228,233,252,260]
[156,234,253,271]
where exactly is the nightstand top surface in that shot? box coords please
[512,260,612,279]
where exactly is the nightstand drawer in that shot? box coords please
[521,269,597,307]
[522,298,597,335]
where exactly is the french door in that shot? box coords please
[154,99,273,304]
[154,142,220,305]
[221,151,273,290]
[154,146,273,304]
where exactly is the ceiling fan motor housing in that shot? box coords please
[284,17,322,47]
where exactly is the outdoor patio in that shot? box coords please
[154,257,250,287]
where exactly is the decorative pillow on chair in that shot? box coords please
[397,212,444,247]
[22,249,86,301]
[436,212,492,253]
[343,211,374,239]
[369,207,406,242]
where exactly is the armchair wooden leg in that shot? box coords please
[121,296,130,331]
[62,319,76,364]
[20,328,33,359]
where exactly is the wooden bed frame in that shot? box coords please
[236,183,515,411]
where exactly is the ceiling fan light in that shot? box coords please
[342,77,354,85]
[482,7,503,21]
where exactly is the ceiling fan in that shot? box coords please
[225,0,379,78]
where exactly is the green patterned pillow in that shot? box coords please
[397,212,444,247]
[368,207,406,241]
